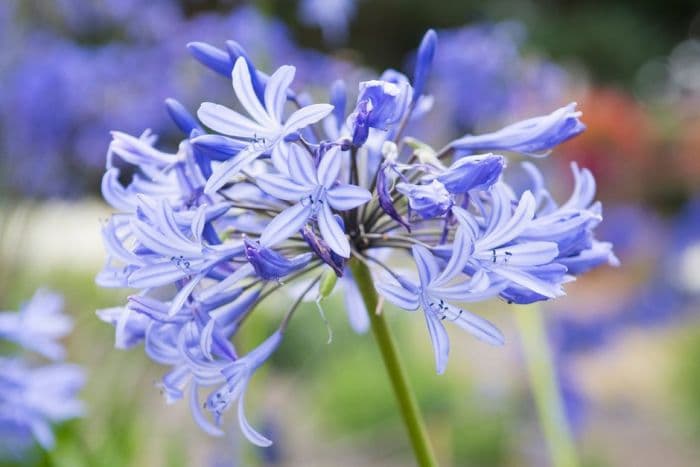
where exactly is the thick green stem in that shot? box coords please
[515,304,578,467]
[348,258,439,467]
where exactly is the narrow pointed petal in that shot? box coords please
[317,147,342,187]
[478,190,536,250]
[190,384,225,437]
[187,42,233,76]
[232,57,273,126]
[411,245,441,286]
[432,226,475,286]
[204,146,264,195]
[260,203,311,247]
[475,241,559,267]
[168,273,205,317]
[424,311,450,374]
[264,65,295,123]
[317,203,350,257]
[283,104,334,135]
[287,144,317,186]
[489,265,564,299]
[342,272,370,333]
[197,102,267,137]
[255,173,310,201]
[238,395,273,447]
[326,184,372,210]
[375,282,420,310]
[442,303,504,346]
[191,134,247,161]
[128,261,197,288]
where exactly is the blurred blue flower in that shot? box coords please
[427,22,569,132]
[298,0,358,45]
[0,290,84,453]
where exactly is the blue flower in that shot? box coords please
[436,153,505,193]
[96,26,612,444]
[0,290,84,453]
[257,145,371,257]
[0,359,85,451]
[198,58,334,194]
[377,245,504,374]
[347,79,412,146]
[451,103,585,156]
[205,331,283,446]
[0,290,72,361]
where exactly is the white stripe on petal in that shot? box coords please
[317,146,342,187]
[326,184,372,210]
[198,102,267,137]
[255,173,310,201]
[283,103,334,135]
[264,65,295,123]
[260,203,311,247]
[232,57,274,127]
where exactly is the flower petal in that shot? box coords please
[238,393,273,447]
[375,281,420,310]
[342,271,370,333]
[411,245,440,286]
[432,225,475,286]
[327,184,372,210]
[317,202,350,258]
[197,102,267,137]
[317,146,342,187]
[283,103,334,135]
[232,57,274,126]
[255,173,310,201]
[442,302,504,346]
[424,310,450,374]
[287,143,317,186]
[260,203,311,247]
[264,65,295,123]
[190,384,224,437]
[204,146,265,195]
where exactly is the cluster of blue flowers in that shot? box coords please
[97,28,616,446]
[0,290,84,454]
[0,1,355,197]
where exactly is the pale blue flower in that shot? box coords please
[451,103,585,156]
[96,27,612,444]
[257,145,371,257]
[377,245,504,374]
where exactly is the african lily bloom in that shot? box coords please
[0,290,84,453]
[97,28,615,446]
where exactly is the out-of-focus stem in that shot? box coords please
[515,304,578,467]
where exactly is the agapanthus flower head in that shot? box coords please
[97,28,614,446]
[0,290,84,453]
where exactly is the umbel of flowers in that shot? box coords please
[97,30,616,446]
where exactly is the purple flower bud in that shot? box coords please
[187,42,233,77]
[450,103,585,155]
[347,80,411,146]
[244,239,313,281]
[437,153,505,193]
[165,98,201,135]
[377,166,411,231]
[412,29,437,102]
